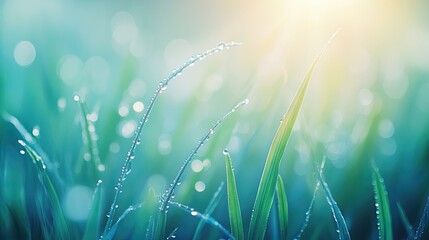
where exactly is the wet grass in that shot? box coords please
[1,34,429,240]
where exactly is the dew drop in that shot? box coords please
[223,149,229,155]
[20,150,25,155]
[73,95,80,102]
[191,211,198,216]
[217,42,226,50]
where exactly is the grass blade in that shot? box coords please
[155,99,247,240]
[103,42,240,235]
[372,161,393,240]
[145,216,154,240]
[276,175,288,240]
[154,211,166,240]
[83,180,103,240]
[2,112,64,186]
[397,202,413,237]
[248,31,338,240]
[295,162,326,239]
[18,140,70,240]
[167,227,179,239]
[75,96,104,177]
[169,201,235,240]
[102,203,142,240]
[224,150,245,240]
[410,196,429,240]
[192,182,225,240]
[160,99,248,212]
[318,160,351,240]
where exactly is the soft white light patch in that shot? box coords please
[191,160,203,173]
[63,185,93,221]
[14,41,36,66]
[195,181,206,192]
[111,11,137,45]
[132,101,144,113]
[59,55,84,86]
[120,120,137,138]
[378,119,395,139]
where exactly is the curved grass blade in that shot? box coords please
[159,99,248,212]
[18,140,70,240]
[83,180,103,240]
[155,100,247,240]
[169,201,235,240]
[248,31,338,240]
[295,161,326,240]
[75,96,104,177]
[318,160,350,240]
[224,150,244,240]
[154,211,166,240]
[276,175,288,240]
[409,196,429,240]
[103,42,240,235]
[372,161,393,240]
[167,227,179,240]
[2,112,64,186]
[102,203,142,240]
[192,182,225,240]
[397,202,413,237]
[145,216,154,240]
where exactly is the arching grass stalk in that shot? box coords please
[169,201,235,240]
[409,196,429,240]
[159,99,249,212]
[317,159,351,240]
[192,182,225,240]
[102,42,240,235]
[295,161,326,240]
[1,112,64,186]
[372,161,392,240]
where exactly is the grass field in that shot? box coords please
[1,0,429,239]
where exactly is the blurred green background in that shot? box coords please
[1,0,429,239]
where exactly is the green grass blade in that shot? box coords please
[397,202,413,237]
[76,96,104,177]
[169,201,235,240]
[224,150,245,240]
[295,162,326,239]
[318,160,351,240]
[103,203,142,240]
[247,31,337,240]
[372,161,393,240]
[2,112,64,186]
[276,175,288,240]
[154,211,166,240]
[145,216,154,240]
[160,99,248,212]
[18,140,70,240]
[192,182,225,240]
[410,196,429,240]
[83,180,103,240]
[167,227,179,239]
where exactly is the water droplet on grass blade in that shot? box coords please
[73,94,80,102]
[222,149,229,155]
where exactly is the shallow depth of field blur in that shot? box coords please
[1,0,429,239]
